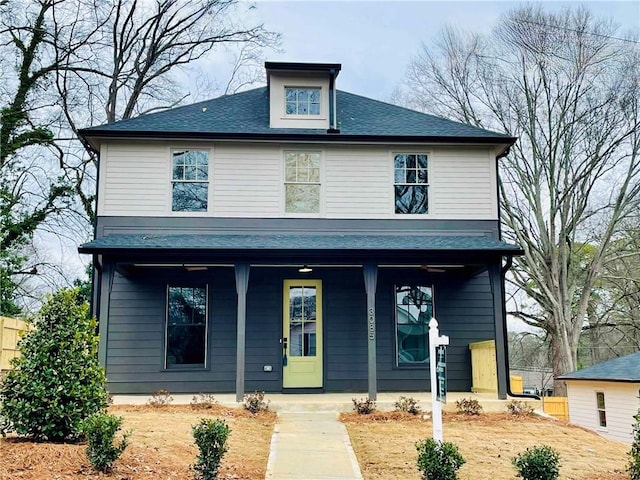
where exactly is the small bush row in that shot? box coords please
[81,398,232,479]
[416,440,561,480]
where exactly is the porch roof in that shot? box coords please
[79,233,523,256]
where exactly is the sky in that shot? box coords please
[243,0,640,101]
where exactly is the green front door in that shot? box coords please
[283,280,323,388]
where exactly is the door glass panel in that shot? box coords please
[289,286,317,357]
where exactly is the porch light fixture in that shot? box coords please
[184,265,208,271]
[298,265,313,273]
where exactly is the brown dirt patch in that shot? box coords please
[342,411,630,480]
[0,404,276,480]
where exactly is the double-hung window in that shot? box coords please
[394,153,428,214]
[596,391,607,428]
[172,149,209,212]
[166,286,207,369]
[284,151,321,214]
[395,285,433,366]
[285,87,321,115]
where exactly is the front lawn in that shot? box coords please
[342,411,630,480]
[0,404,276,479]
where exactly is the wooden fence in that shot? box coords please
[542,396,569,421]
[0,316,28,372]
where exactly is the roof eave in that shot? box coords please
[78,245,523,256]
[560,376,640,383]
[77,129,517,151]
[265,61,342,75]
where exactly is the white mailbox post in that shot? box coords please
[429,317,449,442]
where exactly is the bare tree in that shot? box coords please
[55,0,279,221]
[402,5,640,394]
[0,0,106,313]
[0,0,278,313]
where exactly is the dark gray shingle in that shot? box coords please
[559,351,640,382]
[80,88,512,140]
[79,233,522,253]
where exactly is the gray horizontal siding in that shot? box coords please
[96,216,501,238]
[102,264,498,394]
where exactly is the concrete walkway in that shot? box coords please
[265,411,363,480]
[111,392,538,480]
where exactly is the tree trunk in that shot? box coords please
[551,330,577,397]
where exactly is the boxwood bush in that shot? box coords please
[416,438,465,480]
[81,412,130,472]
[512,445,560,480]
[0,289,108,441]
[192,418,230,480]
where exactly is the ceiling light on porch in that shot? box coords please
[419,265,446,273]
[298,265,313,273]
[184,265,208,271]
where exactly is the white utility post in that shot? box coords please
[429,317,449,442]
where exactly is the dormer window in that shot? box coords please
[285,87,321,115]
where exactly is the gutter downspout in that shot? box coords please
[501,256,541,400]
[327,69,340,134]
[495,146,540,400]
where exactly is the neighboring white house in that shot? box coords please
[559,351,640,444]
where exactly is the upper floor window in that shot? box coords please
[172,149,208,212]
[596,391,607,428]
[394,153,428,214]
[285,151,321,214]
[395,285,433,366]
[166,286,207,369]
[285,87,321,115]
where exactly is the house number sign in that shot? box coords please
[368,307,375,340]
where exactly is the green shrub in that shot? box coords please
[416,438,465,480]
[512,445,560,480]
[352,397,376,414]
[243,391,269,413]
[0,289,108,441]
[192,418,230,480]
[148,389,173,407]
[395,396,422,415]
[507,400,535,416]
[629,410,640,480]
[81,412,130,473]
[455,397,483,416]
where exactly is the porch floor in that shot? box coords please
[111,391,542,413]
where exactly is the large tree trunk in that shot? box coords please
[550,322,580,397]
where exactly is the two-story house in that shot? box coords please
[78,62,522,401]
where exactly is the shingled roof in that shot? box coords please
[79,233,523,255]
[79,87,515,147]
[559,351,640,383]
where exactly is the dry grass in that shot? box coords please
[341,411,631,480]
[0,404,276,480]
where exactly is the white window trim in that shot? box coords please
[390,150,433,218]
[281,148,325,217]
[167,146,213,216]
[284,86,322,117]
[595,391,607,430]
[164,284,209,370]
